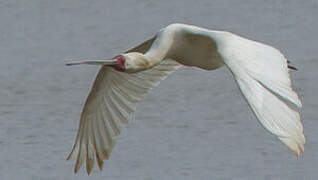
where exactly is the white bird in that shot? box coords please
[66,23,304,174]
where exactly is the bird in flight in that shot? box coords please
[66,23,304,174]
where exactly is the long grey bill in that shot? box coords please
[66,59,117,66]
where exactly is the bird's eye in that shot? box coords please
[113,55,126,71]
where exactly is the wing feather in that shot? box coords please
[67,59,181,174]
[219,34,304,155]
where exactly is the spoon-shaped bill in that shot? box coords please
[66,59,118,66]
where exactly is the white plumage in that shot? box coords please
[66,23,304,174]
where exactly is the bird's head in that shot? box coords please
[66,52,149,74]
[102,52,150,73]
[119,52,150,73]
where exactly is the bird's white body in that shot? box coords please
[67,23,304,174]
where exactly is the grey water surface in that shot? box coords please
[0,0,317,179]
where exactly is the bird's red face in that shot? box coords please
[112,55,126,72]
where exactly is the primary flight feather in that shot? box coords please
[66,23,304,174]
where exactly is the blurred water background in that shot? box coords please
[0,0,317,179]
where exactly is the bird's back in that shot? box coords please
[147,24,225,70]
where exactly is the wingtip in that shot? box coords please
[96,154,104,171]
[74,163,80,174]
[74,166,79,174]
[86,153,94,175]
[86,162,93,175]
[66,152,73,161]
[74,151,84,174]
[278,137,305,157]
[66,146,78,161]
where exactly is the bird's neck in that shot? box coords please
[133,52,163,68]
[143,54,163,68]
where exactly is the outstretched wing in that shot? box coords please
[67,39,180,174]
[217,33,304,155]
[159,24,304,156]
[125,36,156,54]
